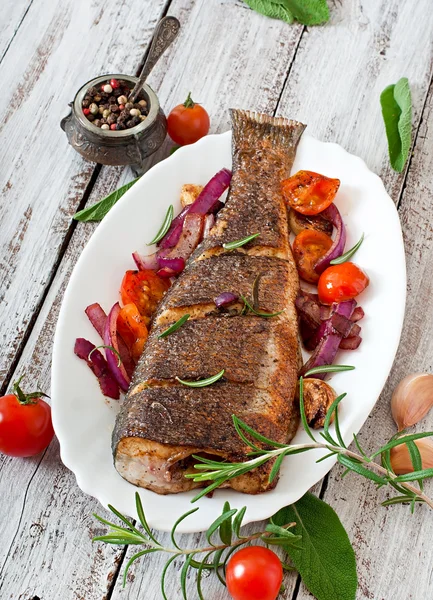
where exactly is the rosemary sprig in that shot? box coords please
[330,233,364,265]
[241,295,285,318]
[176,369,225,388]
[304,364,355,376]
[148,205,174,245]
[189,377,433,508]
[222,233,260,250]
[158,314,190,339]
[93,493,300,593]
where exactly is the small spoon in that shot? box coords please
[128,16,180,104]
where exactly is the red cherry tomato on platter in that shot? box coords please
[167,92,210,146]
[282,170,340,216]
[0,378,54,457]
[226,546,283,600]
[318,262,369,305]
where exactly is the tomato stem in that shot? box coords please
[183,91,195,109]
[12,376,49,405]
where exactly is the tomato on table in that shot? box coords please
[117,303,149,363]
[226,546,283,600]
[167,92,210,146]
[120,270,170,319]
[0,378,54,457]
[293,229,333,283]
[318,262,369,304]
[282,170,340,215]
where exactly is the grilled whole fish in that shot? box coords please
[113,110,305,494]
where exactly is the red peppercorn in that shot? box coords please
[83,108,90,115]
[110,123,117,130]
[119,104,125,110]
[110,78,120,89]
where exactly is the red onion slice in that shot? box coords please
[104,303,131,392]
[314,204,347,274]
[157,267,177,278]
[85,303,134,377]
[166,213,204,266]
[339,335,362,350]
[132,251,159,271]
[215,292,238,308]
[157,256,185,273]
[351,307,365,322]
[74,338,120,399]
[203,214,215,238]
[158,169,231,249]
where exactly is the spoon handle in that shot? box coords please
[129,16,180,103]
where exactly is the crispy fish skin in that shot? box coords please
[113,110,306,495]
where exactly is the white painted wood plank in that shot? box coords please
[0,1,303,597]
[0,0,168,388]
[276,0,433,202]
[0,0,32,61]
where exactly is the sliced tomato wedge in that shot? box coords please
[292,229,333,283]
[120,269,170,319]
[117,303,149,363]
[282,170,340,215]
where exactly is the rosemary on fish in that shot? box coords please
[176,369,225,388]
[186,369,433,508]
[241,295,285,318]
[330,233,364,265]
[148,205,174,245]
[158,314,190,339]
[222,233,260,250]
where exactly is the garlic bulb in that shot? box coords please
[390,438,433,474]
[391,373,433,431]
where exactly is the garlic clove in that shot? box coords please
[390,437,433,474]
[391,372,433,431]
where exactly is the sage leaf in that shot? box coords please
[243,0,294,24]
[73,177,140,222]
[273,493,357,600]
[380,77,412,172]
[243,0,329,26]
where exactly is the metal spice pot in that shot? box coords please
[60,74,167,174]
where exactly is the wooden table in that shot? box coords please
[1,1,433,598]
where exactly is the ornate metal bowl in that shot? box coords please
[61,74,167,173]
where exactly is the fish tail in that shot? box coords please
[230,109,306,154]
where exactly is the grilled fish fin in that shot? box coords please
[230,109,306,154]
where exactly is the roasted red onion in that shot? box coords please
[203,214,215,238]
[74,338,120,399]
[351,307,365,322]
[300,300,356,379]
[132,251,159,271]
[157,267,177,278]
[314,204,347,274]
[157,256,185,273]
[104,303,131,392]
[166,213,204,265]
[215,292,238,308]
[158,169,231,249]
[340,335,362,350]
[85,303,134,376]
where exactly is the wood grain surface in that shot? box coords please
[1,0,433,599]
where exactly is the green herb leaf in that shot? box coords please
[171,508,199,550]
[158,314,190,339]
[380,77,412,172]
[284,0,329,25]
[148,205,174,245]
[273,493,357,600]
[73,177,140,222]
[241,295,285,318]
[299,377,317,442]
[304,365,355,377]
[337,455,388,485]
[176,369,225,388]
[223,233,260,250]
[206,507,238,546]
[243,0,329,25]
[330,233,364,265]
[219,502,233,545]
[232,506,247,539]
[243,0,294,25]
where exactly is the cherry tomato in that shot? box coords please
[282,170,340,216]
[226,546,283,600]
[120,270,170,319]
[0,378,54,457]
[318,262,369,304]
[117,303,149,363]
[167,92,210,146]
[293,229,333,283]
